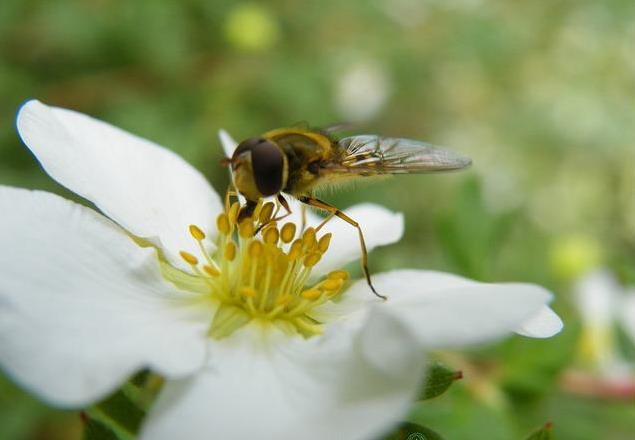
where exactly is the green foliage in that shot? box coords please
[418,362,463,401]
[524,422,553,440]
[83,418,120,440]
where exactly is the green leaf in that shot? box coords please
[83,416,120,440]
[418,362,463,400]
[524,422,554,440]
[96,390,145,434]
[85,389,146,440]
[383,421,445,440]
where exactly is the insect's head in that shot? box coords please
[230,137,288,201]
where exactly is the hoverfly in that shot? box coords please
[225,125,471,299]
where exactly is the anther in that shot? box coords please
[248,240,263,258]
[189,224,206,241]
[280,222,296,243]
[238,220,254,239]
[228,202,240,225]
[320,278,343,291]
[203,265,220,277]
[276,295,292,306]
[224,241,237,261]
[259,202,275,224]
[327,270,349,281]
[288,240,303,261]
[302,227,316,245]
[317,233,332,253]
[217,214,231,235]
[263,226,279,245]
[179,251,199,266]
[301,288,321,300]
[303,252,322,268]
[240,287,257,297]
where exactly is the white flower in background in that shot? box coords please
[0,100,562,440]
[575,269,634,377]
[562,269,635,399]
[335,61,391,122]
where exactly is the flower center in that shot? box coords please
[170,201,348,339]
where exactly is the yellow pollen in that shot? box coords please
[303,252,322,268]
[224,241,237,261]
[203,265,220,277]
[263,226,279,245]
[217,214,231,235]
[259,202,275,223]
[178,204,350,340]
[240,286,257,297]
[179,251,199,266]
[228,202,240,225]
[302,227,317,247]
[276,295,292,306]
[248,240,264,258]
[288,240,303,261]
[318,233,332,253]
[301,288,321,300]
[238,220,254,239]
[189,224,206,241]
[328,270,349,281]
[280,222,296,243]
[320,278,344,291]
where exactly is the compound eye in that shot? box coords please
[250,140,284,196]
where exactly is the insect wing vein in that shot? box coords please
[334,135,471,174]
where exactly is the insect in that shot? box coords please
[225,126,471,299]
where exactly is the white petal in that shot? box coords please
[17,100,222,268]
[218,129,238,158]
[515,305,563,338]
[344,269,561,348]
[574,268,620,326]
[0,187,211,407]
[142,315,423,440]
[620,292,635,345]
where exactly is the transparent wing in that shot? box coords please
[329,135,472,174]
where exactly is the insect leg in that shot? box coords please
[297,195,386,300]
[300,204,307,232]
[255,194,293,234]
[224,185,239,212]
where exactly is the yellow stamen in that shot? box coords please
[276,295,292,306]
[228,202,240,225]
[280,222,296,243]
[217,214,231,235]
[288,239,303,261]
[240,286,257,297]
[225,241,237,261]
[328,270,349,281]
[179,251,199,266]
[301,288,321,300]
[203,265,220,277]
[259,202,275,223]
[263,226,279,245]
[248,240,264,258]
[238,220,254,239]
[318,233,332,253]
[303,252,322,268]
[302,227,317,250]
[320,278,343,291]
[189,224,206,241]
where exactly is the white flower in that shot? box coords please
[0,100,562,440]
[574,269,634,377]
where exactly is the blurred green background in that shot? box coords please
[1,0,634,439]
